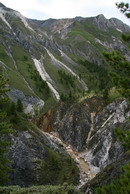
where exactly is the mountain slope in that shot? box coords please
[0,3,130,190]
[0,3,130,114]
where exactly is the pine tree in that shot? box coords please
[17,99,23,112]
[116,2,130,18]
[96,3,130,193]
[0,74,12,185]
[10,102,16,115]
[103,50,130,98]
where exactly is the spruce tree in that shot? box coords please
[17,99,23,112]
[103,2,130,99]
[103,50,130,98]
[0,74,12,185]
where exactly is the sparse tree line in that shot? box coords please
[58,69,76,88]
[27,63,51,100]
[79,59,110,95]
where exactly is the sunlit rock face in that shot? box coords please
[85,99,130,173]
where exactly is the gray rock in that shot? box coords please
[7,128,65,186]
[52,98,130,173]
[7,89,44,116]
[85,99,130,172]
[52,102,91,151]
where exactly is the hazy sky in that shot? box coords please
[1,0,130,25]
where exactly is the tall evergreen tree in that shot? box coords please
[17,99,23,112]
[103,50,130,98]
[0,74,12,185]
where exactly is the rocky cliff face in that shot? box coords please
[7,89,44,116]
[51,98,130,174]
[52,102,91,151]
[7,125,79,186]
[84,99,130,173]
[7,127,61,186]
[4,97,130,188]
[81,151,130,193]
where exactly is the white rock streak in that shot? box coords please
[13,11,34,32]
[45,47,78,76]
[0,60,7,69]
[86,112,95,142]
[58,49,77,66]
[0,8,12,29]
[100,135,112,167]
[45,47,88,91]
[5,51,18,70]
[0,7,34,32]
[116,28,123,33]
[101,113,115,128]
[33,58,60,100]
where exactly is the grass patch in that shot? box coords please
[6,68,33,96]
[108,87,122,102]
[43,56,82,96]
[12,44,52,100]
[0,45,14,70]
[0,184,82,194]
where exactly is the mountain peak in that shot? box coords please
[96,14,106,20]
[0,2,6,7]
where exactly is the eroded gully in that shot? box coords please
[42,112,96,188]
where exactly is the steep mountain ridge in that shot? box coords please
[0,3,130,115]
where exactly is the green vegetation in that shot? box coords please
[114,127,130,150]
[103,50,130,98]
[11,45,51,100]
[96,163,130,194]
[116,2,130,18]
[17,99,23,112]
[108,87,122,102]
[43,56,83,100]
[35,146,79,185]
[95,113,130,194]
[58,70,76,88]
[6,101,32,131]
[78,59,111,95]
[68,18,122,46]
[12,17,33,35]
[57,69,83,101]
[0,184,82,194]
[60,92,77,102]
[28,65,51,100]
[0,45,14,70]
[0,88,79,186]
[0,42,52,100]
[0,74,12,185]
[95,3,130,193]
[7,68,33,96]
